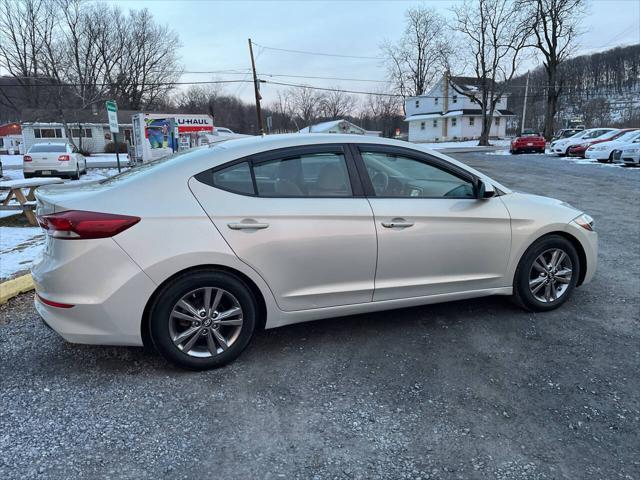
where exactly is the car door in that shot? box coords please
[188,144,378,311]
[351,145,512,301]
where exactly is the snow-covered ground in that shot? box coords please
[418,139,511,150]
[0,226,44,280]
[1,163,125,279]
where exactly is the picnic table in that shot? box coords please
[0,178,64,225]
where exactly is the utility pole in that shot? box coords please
[248,38,265,135]
[521,70,530,134]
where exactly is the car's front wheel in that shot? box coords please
[513,235,580,311]
[149,270,257,370]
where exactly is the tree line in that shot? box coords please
[506,44,640,132]
[1,0,636,145]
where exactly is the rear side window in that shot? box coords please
[254,153,352,197]
[211,162,255,195]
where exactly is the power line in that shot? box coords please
[252,42,383,61]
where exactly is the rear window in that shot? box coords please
[29,144,67,153]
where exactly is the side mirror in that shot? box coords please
[476,179,496,199]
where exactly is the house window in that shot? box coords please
[34,128,63,139]
[71,128,93,138]
[495,118,500,126]
[420,122,425,130]
[452,118,457,127]
[415,100,420,108]
[434,97,439,105]
[469,117,475,126]
[433,120,438,128]
[452,95,458,104]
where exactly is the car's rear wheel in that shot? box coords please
[513,235,580,311]
[149,270,257,370]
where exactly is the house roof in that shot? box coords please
[405,109,515,122]
[0,122,21,136]
[20,108,140,125]
[299,119,366,134]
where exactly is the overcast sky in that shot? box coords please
[112,0,640,104]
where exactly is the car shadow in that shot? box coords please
[26,295,527,376]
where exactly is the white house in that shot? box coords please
[299,119,379,136]
[20,108,135,153]
[404,76,514,143]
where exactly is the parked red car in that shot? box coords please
[510,131,546,154]
[567,128,636,158]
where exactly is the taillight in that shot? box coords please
[58,155,70,161]
[24,155,32,162]
[37,210,140,239]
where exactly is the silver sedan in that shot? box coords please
[32,134,598,370]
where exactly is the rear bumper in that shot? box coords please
[23,167,75,175]
[31,236,157,346]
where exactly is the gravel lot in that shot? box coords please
[1,151,638,480]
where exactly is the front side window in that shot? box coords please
[361,151,475,198]
[254,153,352,197]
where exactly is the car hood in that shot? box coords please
[501,191,583,224]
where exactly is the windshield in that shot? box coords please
[616,131,640,142]
[29,144,67,153]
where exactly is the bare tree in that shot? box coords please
[269,90,299,131]
[0,0,56,109]
[523,0,586,139]
[318,87,358,119]
[381,6,452,112]
[452,0,532,145]
[289,86,321,127]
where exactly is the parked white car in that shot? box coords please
[23,142,87,180]
[585,130,640,162]
[614,139,640,166]
[550,128,617,156]
[32,134,598,370]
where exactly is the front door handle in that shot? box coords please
[228,222,269,230]
[381,218,414,228]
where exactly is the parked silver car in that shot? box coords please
[32,134,598,370]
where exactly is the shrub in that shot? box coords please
[104,141,128,154]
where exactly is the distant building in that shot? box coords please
[404,75,514,143]
[0,122,22,154]
[299,119,378,135]
[20,108,135,154]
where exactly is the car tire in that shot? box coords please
[148,270,257,370]
[512,234,580,312]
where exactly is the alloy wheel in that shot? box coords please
[528,248,573,303]
[169,287,244,357]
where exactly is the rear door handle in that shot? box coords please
[227,222,269,230]
[381,219,414,228]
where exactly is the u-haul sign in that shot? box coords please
[175,115,213,133]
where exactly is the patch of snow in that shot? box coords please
[1,154,23,167]
[0,226,44,280]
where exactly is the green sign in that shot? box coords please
[106,100,119,133]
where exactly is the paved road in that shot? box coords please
[1,152,638,479]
